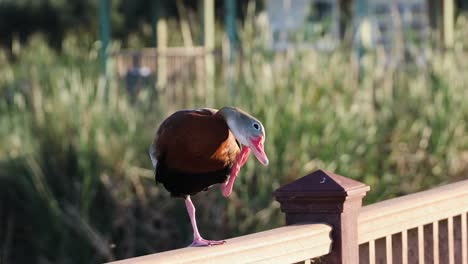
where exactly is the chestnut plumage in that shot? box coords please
[149,107,268,247]
[150,108,240,197]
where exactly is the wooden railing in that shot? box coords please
[111,47,221,110]
[112,47,209,81]
[108,170,468,264]
[358,179,468,264]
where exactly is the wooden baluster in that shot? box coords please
[418,226,424,264]
[433,221,440,264]
[462,213,467,264]
[369,240,376,264]
[449,217,455,264]
[402,230,408,264]
[386,235,393,264]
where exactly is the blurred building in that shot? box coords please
[266,0,341,51]
[264,0,457,57]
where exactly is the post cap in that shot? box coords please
[273,170,370,212]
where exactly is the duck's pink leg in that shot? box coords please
[185,196,225,247]
[221,147,250,197]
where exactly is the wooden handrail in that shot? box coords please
[108,224,332,264]
[358,179,468,244]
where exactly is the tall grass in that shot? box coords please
[1,15,468,264]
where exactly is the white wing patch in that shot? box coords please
[149,143,158,169]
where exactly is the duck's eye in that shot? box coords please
[252,123,260,130]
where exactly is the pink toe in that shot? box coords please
[189,238,226,247]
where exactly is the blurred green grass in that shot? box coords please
[1,15,468,264]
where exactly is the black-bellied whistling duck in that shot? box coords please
[149,107,268,247]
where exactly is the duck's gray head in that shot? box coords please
[218,107,269,166]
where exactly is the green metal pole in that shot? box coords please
[99,0,110,74]
[225,0,236,61]
[224,0,236,99]
[353,0,367,60]
[198,0,205,45]
[151,1,159,47]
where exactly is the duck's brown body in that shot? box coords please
[151,108,241,197]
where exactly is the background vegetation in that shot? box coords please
[1,3,468,264]
[0,0,262,51]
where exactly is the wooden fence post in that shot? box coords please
[203,0,215,106]
[156,2,167,90]
[274,169,370,264]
